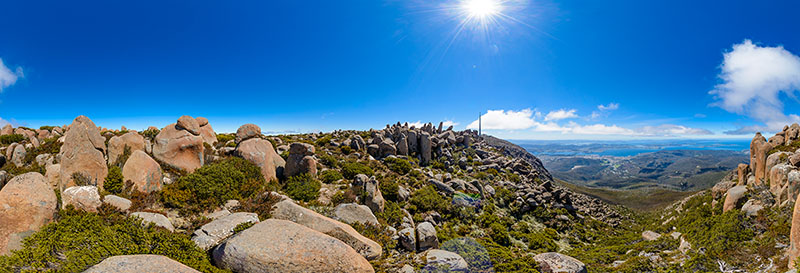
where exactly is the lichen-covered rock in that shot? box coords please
[122,150,163,193]
[271,199,382,260]
[333,203,379,226]
[417,222,438,251]
[59,116,108,191]
[533,252,588,273]
[0,172,58,255]
[398,227,416,251]
[192,212,259,250]
[212,219,374,273]
[83,255,201,273]
[153,123,204,173]
[62,186,102,212]
[107,131,145,166]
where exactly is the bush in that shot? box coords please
[0,134,25,145]
[284,173,321,202]
[318,154,339,168]
[379,178,399,202]
[331,188,357,206]
[105,165,124,194]
[489,222,511,246]
[341,162,374,179]
[162,157,266,214]
[216,134,234,143]
[441,237,494,272]
[340,145,353,155]
[377,200,404,226]
[315,135,332,147]
[235,192,281,221]
[72,172,95,186]
[140,128,160,140]
[385,157,412,174]
[319,169,344,183]
[410,185,449,213]
[0,207,226,273]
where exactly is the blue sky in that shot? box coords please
[1,0,799,139]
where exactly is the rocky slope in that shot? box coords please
[1,116,636,273]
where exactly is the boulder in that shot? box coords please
[107,132,145,166]
[83,255,200,273]
[196,117,209,126]
[642,230,661,241]
[235,138,280,182]
[235,123,261,143]
[737,163,749,185]
[176,115,201,136]
[10,144,26,166]
[45,164,61,189]
[723,185,748,212]
[350,135,366,150]
[367,144,380,158]
[0,154,5,169]
[396,135,409,156]
[0,124,11,135]
[750,133,770,185]
[284,142,317,177]
[62,186,102,212]
[271,199,382,260]
[379,139,396,157]
[421,249,468,272]
[198,120,217,146]
[419,132,432,165]
[192,212,259,250]
[791,193,800,268]
[103,195,132,212]
[131,212,175,232]
[741,199,764,217]
[333,203,379,226]
[417,222,439,251]
[212,219,374,273]
[122,150,163,193]
[766,152,792,181]
[152,123,204,173]
[398,227,416,251]
[0,173,58,255]
[59,116,108,191]
[770,164,794,205]
[533,252,588,273]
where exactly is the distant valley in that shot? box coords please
[516,140,749,191]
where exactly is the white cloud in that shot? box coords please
[544,109,578,121]
[597,103,619,111]
[710,39,800,133]
[407,121,425,128]
[694,113,707,118]
[0,117,9,127]
[467,109,537,130]
[442,120,459,127]
[637,124,713,136]
[0,58,24,92]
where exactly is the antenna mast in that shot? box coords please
[478,112,482,136]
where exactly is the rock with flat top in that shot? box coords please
[62,186,102,212]
[83,255,200,273]
[192,212,259,250]
[533,252,587,273]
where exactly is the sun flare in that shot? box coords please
[461,0,503,19]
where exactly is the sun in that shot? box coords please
[461,0,503,19]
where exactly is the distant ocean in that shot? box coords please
[513,139,750,157]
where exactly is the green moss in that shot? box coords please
[233,222,255,234]
[162,157,266,214]
[0,207,227,273]
[284,173,321,202]
[341,162,374,179]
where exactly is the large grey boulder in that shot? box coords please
[284,142,317,178]
[271,199,382,260]
[399,227,416,251]
[103,195,132,212]
[192,212,259,250]
[533,252,587,273]
[10,144,26,166]
[419,132,432,165]
[212,219,374,273]
[333,203,379,226]
[421,249,468,272]
[0,172,57,255]
[417,222,439,251]
[723,185,748,212]
[83,255,200,273]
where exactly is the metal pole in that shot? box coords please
[479,112,482,136]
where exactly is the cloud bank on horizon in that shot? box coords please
[711,40,800,135]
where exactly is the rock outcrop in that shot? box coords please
[62,185,102,212]
[107,131,145,166]
[284,142,317,178]
[271,199,382,260]
[533,252,588,273]
[235,137,281,182]
[122,150,163,193]
[212,219,374,273]
[192,212,259,250]
[153,120,204,173]
[59,116,108,191]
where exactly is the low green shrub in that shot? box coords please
[284,173,321,202]
[340,145,353,155]
[385,157,412,174]
[341,162,374,179]
[0,207,227,273]
[319,169,343,183]
[140,128,160,140]
[0,134,25,145]
[104,165,124,194]
[318,154,339,168]
[216,134,234,143]
[162,157,266,214]
[410,185,449,213]
[379,178,399,201]
[331,188,357,206]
